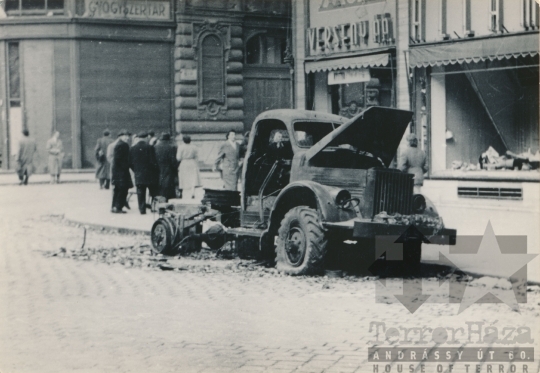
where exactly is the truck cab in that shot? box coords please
[237,107,455,275]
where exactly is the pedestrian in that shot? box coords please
[107,132,130,210]
[213,130,240,191]
[177,135,201,199]
[111,130,133,214]
[95,129,113,189]
[398,133,428,194]
[148,130,157,146]
[16,129,37,186]
[154,132,178,201]
[46,130,64,184]
[130,132,159,214]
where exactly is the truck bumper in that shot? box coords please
[324,219,456,245]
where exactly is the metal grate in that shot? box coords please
[373,169,413,215]
[457,187,523,200]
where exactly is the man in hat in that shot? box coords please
[154,132,178,201]
[95,129,113,189]
[130,131,159,214]
[16,129,37,185]
[111,130,133,213]
[398,133,428,194]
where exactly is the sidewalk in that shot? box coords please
[0,171,96,186]
[62,173,223,234]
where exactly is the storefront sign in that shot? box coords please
[318,0,384,12]
[307,13,394,55]
[328,68,371,85]
[84,0,170,20]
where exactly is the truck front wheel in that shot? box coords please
[276,206,327,275]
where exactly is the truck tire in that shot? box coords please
[151,217,178,256]
[275,206,327,275]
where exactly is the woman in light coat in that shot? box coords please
[46,131,64,184]
[177,135,201,199]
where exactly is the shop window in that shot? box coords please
[4,0,63,15]
[411,0,425,42]
[245,34,286,65]
[329,69,393,118]
[433,59,539,174]
[521,0,539,30]
[200,34,225,105]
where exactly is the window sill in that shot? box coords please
[428,169,540,182]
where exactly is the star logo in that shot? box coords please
[441,221,537,314]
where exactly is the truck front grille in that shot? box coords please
[371,169,413,216]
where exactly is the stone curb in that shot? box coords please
[64,217,151,236]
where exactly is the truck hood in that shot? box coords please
[304,106,413,167]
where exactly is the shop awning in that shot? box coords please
[305,53,390,73]
[409,32,539,68]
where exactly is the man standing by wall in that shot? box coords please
[111,130,132,214]
[154,132,178,202]
[130,132,159,214]
[16,129,37,186]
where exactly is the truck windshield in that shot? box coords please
[293,121,339,148]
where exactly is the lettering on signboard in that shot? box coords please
[85,0,170,20]
[307,13,394,55]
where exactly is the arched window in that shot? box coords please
[245,33,287,65]
[200,34,225,104]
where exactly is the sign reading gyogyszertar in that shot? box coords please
[84,0,170,20]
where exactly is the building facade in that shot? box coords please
[293,0,411,116]
[174,0,292,167]
[408,0,539,276]
[0,0,176,172]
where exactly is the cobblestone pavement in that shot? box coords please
[1,183,539,373]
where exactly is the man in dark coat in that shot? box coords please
[95,129,113,189]
[130,132,159,214]
[111,130,133,213]
[16,129,37,185]
[154,132,178,201]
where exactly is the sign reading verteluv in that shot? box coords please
[84,0,170,20]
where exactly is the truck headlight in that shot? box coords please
[335,190,352,208]
[412,194,426,214]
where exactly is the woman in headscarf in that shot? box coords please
[46,131,64,184]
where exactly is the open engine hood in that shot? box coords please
[304,106,413,167]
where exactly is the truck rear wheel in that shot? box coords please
[276,206,327,275]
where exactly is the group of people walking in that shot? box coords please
[16,129,64,185]
[94,129,201,215]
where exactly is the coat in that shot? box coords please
[95,136,113,179]
[17,136,37,177]
[154,140,178,199]
[177,143,201,190]
[398,145,428,186]
[46,137,64,175]
[214,141,240,191]
[129,140,159,186]
[111,140,133,188]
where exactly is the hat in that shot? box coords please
[160,132,171,141]
[117,129,129,136]
[137,131,148,138]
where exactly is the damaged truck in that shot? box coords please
[151,106,456,275]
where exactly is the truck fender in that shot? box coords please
[259,181,356,254]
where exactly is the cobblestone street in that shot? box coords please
[1,182,539,373]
